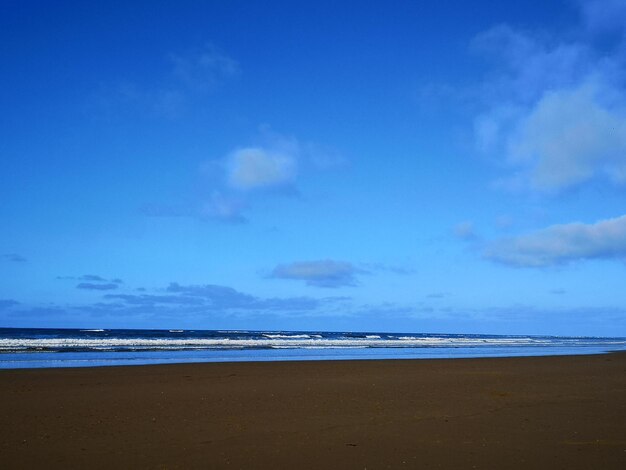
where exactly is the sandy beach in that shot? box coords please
[1,353,625,469]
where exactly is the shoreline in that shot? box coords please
[1,347,624,371]
[4,344,625,370]
[2,352,625,468]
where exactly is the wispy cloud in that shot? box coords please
[3,289,623,336]
[472,13,626,193]
[79,274,107,282]
[76,283,120,291]
[59,274,123,282]
[453,221,478,241]
[59,274,124,290]
[579,0,626,33]
[94,43,239,118]
[227,146,298,191]
[104,293,205,305]
[141,196,248,224]
[201,132,303,219]
[2,254,26,263]
[199,192,249,224]
[5,306,67,318]
[359,262,416,276]
[270,260,363,288]
[483,214,626,267]
[169,43,240,92]
[0,299,20,310]
[140,203,194,218]
[504,82,626,191]
[166,282,259,308]
[426,292,448,299]
[143,129,342,224]
[98,282,321,313]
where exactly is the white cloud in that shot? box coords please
[453,221,477,241]
[473,21,626,193]
[483,214,626,267]
[270,260,361,288]
[93,43,239,119]
[170,43,240,92]
[579,0,626,33]
[227,147,298,191]
[495,215,514,230]
[143,129,342,223]
[224,131,346,192]
[507,82,626,191]
[202,133,302,220]
[199,192,247,223]
[472,24,591,104]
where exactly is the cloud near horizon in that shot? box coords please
[483,214,626,267]
[0,299,20,310]
[2,253,27,263]
[60,275,124,291]
[99,282,321,313]
[79,274,107,282]
[270,260,363,288]
[59,274,123,283]
[76,283,119,291]
[104,293,206,305]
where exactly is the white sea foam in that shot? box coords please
[0,334,601,352]
[263,334,311,339]
[80,329,105,332]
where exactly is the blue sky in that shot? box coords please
[2,0,626,335]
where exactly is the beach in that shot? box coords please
[1,353,625,469]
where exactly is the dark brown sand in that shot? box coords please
[1,353,625,469]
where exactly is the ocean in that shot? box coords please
[1,327,625,369]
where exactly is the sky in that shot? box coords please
[1,0,626,336]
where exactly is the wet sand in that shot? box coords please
[1,353,625,469]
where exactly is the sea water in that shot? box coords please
[1,327,625,369]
